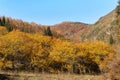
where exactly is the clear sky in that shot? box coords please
[0,0,118,25]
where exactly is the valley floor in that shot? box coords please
[0,71,111,80]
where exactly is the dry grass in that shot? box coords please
[108,45,120,80]
[3,72,107,80]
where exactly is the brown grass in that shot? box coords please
[0,72,106,80]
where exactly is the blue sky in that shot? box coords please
[0,0,118,25]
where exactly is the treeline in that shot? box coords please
[0,16,64,39]
[0,16,46,33]
[0,27,115,74]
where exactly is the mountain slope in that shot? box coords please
[83,9,120,44]
[51,22,89,42]
[0,8,120,44]
[51,9,120,44]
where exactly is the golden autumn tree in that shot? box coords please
[0,30,33,70]
[28,34,53,72]
[76,41,115,73]
[0,26,8,36]
[49,39,78,73]
[0,28,116,74]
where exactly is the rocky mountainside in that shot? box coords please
[52,9,120,44]
[51,22,89,42]
[83,10,120,43]
[0,8,120,44]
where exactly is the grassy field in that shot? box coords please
[0,72,111,80]
[10,74,105,80]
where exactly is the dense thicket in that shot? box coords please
[0,27,115,74]
[0,16,45,33]
[0,16,64,40]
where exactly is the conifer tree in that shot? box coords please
[44,27,53,36]
[118,0,120,5]
[5,19,13,32]
[0,18,1,26]
[116,0,120,15]
[1,16,6,26]
[109,35,114,45]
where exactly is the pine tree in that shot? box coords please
[109,35,114,45]
[118,0,120,5]
[1,16,6,26]
[1,17,13,32]
[44,27,53,36]
[0,18,1,26]
[116,0,120,15]
[5,21,13,32]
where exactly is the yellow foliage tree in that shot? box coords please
[49,39,78,72]
[0,26,8,36]
[76,41,115,72]
[0,29,116,74]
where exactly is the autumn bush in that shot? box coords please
[77,41,115,73]
[0,26,8,35]
[0,27,115,74]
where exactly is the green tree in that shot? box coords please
[1,16,6,26]
[0,18,2,26]
[116,0,120,15]
[44,27,53,36]
[118,0,120,5]
[5,19,13,32]
[109,35,114,45]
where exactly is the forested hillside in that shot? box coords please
[0,1,120,80]
[0,26,115,75]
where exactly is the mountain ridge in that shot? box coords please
[0,8,120,44]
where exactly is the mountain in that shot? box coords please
[83,10,120,44]
[51,22,89,42]
[0,7,120,44]
[51,9,120,44]
[0,5,120,80]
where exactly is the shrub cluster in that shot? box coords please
[0,27,115,74]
